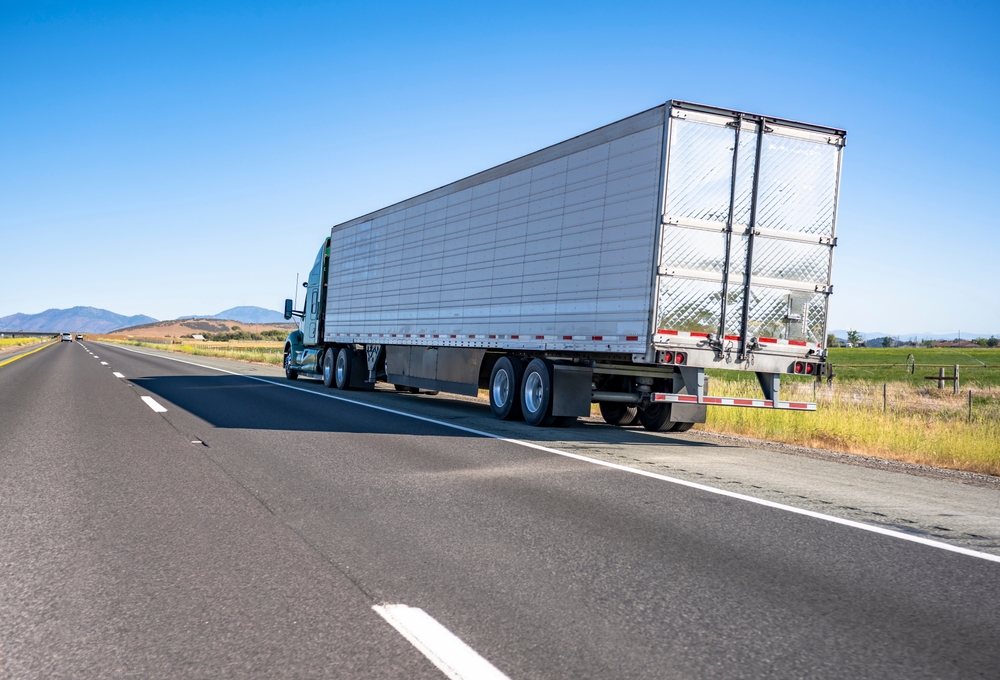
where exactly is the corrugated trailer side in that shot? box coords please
[323,106,666,355]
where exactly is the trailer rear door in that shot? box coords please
[655,102,845,356]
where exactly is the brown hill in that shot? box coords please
[109,318,296,337]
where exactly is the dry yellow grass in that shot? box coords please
[0,336,47,351]
[101,338,284,365]
[697,378,1000,476]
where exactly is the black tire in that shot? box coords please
[638,403,672,431]
[394,384,409,392]
[284,351,298,380]
[668,421,695,432]
[599,402,638,426]
[552,416,577,428]
[335,347,354,390]
[489,356,525,420]
[322,349,336,388]
[407,386,420,394]
[520,358,557,427]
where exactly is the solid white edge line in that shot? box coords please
[113,372,125,379]
[104,342,1000,565]
[140,395,167,413]
[373,604,510,680]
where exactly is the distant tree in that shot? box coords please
[989,336,999,348]
[922,339,934,348]
[974,337,988,347]
[826,333,839,348]
[847,329,863,347]
[881,336,892,348]
[231,325,241,331]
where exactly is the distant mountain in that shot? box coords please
[0,307,158,334]
[179,306,286,324]
[211,306,287,324]
[829,330,996,342]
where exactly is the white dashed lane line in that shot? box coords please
[113,372,125,379]
[140,396,167,413]
[373,604,510,680]
[101,361,108,365]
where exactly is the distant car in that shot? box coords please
[76,334,83,340]
[61,333,72,341]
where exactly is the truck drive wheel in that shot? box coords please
[489,356,525,420]
[520,358,557,427]
[600,402,638,426]
[637,404,693,432]
[637,403,671,431]
[335,347,354,390]
[284,351,298,380]
[322,349,336,388]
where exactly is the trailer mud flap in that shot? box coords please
[552,364,593,417]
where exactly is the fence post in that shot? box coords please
[883,383,887,412]
[937,367,945,389]
[953,364,960,394]
[968,389,972,424]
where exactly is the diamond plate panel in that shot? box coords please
[752,238,829,285]
[660,226,727,273]
[664,119,736,224]
[744,286,827,344]
[756,135,840,235]
[656,277,724,334]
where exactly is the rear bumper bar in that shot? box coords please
[652,392,816,411]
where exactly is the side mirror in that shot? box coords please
[284,299,294,320]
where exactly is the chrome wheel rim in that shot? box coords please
[492,369,509,408]
[336,352,346,384]
[524,371,544,413]
[324,354,332,381]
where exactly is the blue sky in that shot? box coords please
[1,1,997,335]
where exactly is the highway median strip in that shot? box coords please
[0,341,59,368]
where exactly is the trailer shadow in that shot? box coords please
[129,375,469,436]
[130,373,719,448]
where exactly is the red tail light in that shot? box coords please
[674,352,686,364]
[794,362,805,374]
[805,363,815,374]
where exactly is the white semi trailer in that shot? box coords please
[283,100,846,430]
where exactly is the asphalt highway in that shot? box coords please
[1,340,998,679]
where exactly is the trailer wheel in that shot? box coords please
[283,350,298,380]
[637,403,672,431]
[669,421,695,432]
[599,402,638,426]
[335,347,354,390]
[489,356,524,420]
[394,384,408,392]
[322,349,336,388]
[520,358,557,427]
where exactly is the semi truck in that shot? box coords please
[283,100,846,430]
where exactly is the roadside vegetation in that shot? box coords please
[0,336,48,351]
[100,337,284,365]
[701,347,1000,476]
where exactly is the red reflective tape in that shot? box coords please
[788,340,807,346]
[764,401,774,407]
[653,393,666,401]
[536,335,544,340]
[703,397,723,404]
[419,334,425,338]
[733,399,755,406]
[657,330,679,335]
[469,334,476,338]
[676,395,699,403]
[724,335,740,341]
[592,336,603,341]
[758,337,777,343]
[450,335,456,338]
[788,402,810,409]
[563,336,572,340]
[690,332,710,338]
[488,335,497,339]
[405,334,411,338]
[626,336,638,341]
[511,335,519,339]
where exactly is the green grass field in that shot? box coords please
[702,347,1000,476]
